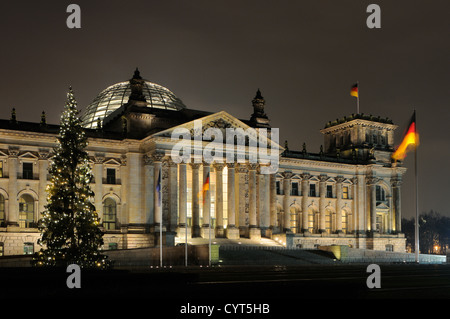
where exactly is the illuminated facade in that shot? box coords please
[0,69,407,256]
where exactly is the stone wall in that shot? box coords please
[319,245,446,264]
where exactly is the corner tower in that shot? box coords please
[320,114,397,164]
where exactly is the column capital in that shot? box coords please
[8,147,19,158]
[94,153,105,164]
[319,174,328,183]
[335,175,345,184]
[282,171,293,179]
[226,162,236,169]
[366,176,380,186]
[151,152,165,162]
[390,177,402,187]
[247,163,259,171]
[213,162,225,171]
[143,154,153,166]
[236,163,248,173]
[202,160,211,167]
[189,162,201,169]
[120,155,127,166]
[38,149,50,160]
[300,173,311,181]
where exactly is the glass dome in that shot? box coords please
[81,80,186,129]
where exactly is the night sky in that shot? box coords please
[1,1,449,219]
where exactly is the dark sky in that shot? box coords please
[1,0,449,219]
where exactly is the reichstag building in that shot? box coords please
[0,69,406,256]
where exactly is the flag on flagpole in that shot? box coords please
[156,169,161,206]
[199,172,210,204]
[392,111,419,161]
[350,83,358,98]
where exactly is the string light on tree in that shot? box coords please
[31,87,110,269]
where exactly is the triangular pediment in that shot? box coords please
[19,151,38,159]
[376,202,390,209]
[151,111,283,152]
[104,158,121,166]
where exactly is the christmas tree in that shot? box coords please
[32,87,110,269]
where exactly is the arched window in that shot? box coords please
[341,210,347,233]
[376,185,386,203]
[19,195,35,228]
[0,194,5,227]
[324,208,332,234]
[103,198,117,230]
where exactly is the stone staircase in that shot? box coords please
[218,247,338,265]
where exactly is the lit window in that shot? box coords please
[19,195,34,228]
[103,198,117,230]
[24,242,34,255]
[0,194,4,227]
[343,186,349,199]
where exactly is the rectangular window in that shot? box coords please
[291,182,299,196]
[23,163,33,179]
[309,184,316,197]
[0,161,3,178]
[343,186,349,199]
[326,185,333,198]
[109,243,118,250]
[276,181,281,195]
[24,243,34,255]
[106,168,116,184]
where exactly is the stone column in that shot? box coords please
[7,148,19,227]
[248,163,260,239]
[261,167,271,237]
[143,155,154,226]
[237,164,248,237]
[93,154,104,221]
[168,159,178,232]
[177,162,188,237]
[351,177,358,234]
[282,171,293,232]
[367,176,378,233]
[201,162,213,238]
[301,173,310,233]
[38,150,49,219]
[153,153,164,231]
[226,163,239,239]
[318,175,327,233]
[336,176,345,233]
[190,163,201,237]
[391,177,402,233]
[214,163,225,237]
[269,174,278,233]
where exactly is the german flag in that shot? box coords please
[392,111,419,161]
[199,172,210,203]
[350,83,358,98]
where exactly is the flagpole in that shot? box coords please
[414,110,419,263]
[357,81,360,114]
[185,208,188,267]
[159,167,163,268]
